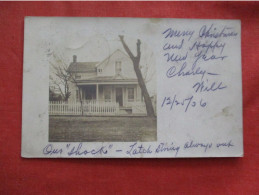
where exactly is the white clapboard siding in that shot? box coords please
[133,101,156,115]
[49,101,119,116]
[132,102,147,114]
[130,100,156,116]
[124,100,156,115]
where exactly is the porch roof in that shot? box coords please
[76,76,138,85]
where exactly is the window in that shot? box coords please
[75,74,81,79]
[115,61,122,75]
[104,88,112,102]
[128,88,134,102]
[98,69,102,73]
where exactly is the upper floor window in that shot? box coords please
[115,61,122,75]
[75,74,81,79]
[98,68,102,73]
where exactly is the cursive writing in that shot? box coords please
[163,28,195,41]
[189,40,226,54]
[41,140,235,157]
[43,144,63,155]
[184,140,213,152]
[199,24,238,39]
[166,62,219,81]
[164,52,188,62]
[126,142,152,156]
[67,143,110,156]
[216,140,234,148]
[163,39,184,50]
[155,142,180,157]
[193,50,227,67]
[193,80,227,93]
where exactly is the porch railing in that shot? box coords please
[49,101,119,116]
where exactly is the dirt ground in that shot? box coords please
[49,116,157,142]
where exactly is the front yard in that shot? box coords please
[49,116,157,142]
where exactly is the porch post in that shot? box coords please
[96,84,99,102]
[79,87,82,100]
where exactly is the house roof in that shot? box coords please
[67,49,130,73]
[68,62,99,73]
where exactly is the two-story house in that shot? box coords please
[67,49,145,114]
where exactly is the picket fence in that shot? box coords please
[49,100,157,116]
[49,101,120,116]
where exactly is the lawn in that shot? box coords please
[49,116,157,142]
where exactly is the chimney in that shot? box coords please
[73,55,77,63]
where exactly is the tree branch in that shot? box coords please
[119,35,135,60]
[136,39,141,63]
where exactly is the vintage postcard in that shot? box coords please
[22,17,243,158]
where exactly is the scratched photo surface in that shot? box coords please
[22,17,243,158]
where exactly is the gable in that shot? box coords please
[96,49,137,79]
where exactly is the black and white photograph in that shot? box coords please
[48,33,157,142]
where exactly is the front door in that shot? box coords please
[116,88,123,106]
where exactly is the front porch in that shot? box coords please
[76,83,145,111]
[50,83,148,116]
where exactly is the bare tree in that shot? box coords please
[49,53,71,101]
[119,35,155,117]
[49,52,84,115]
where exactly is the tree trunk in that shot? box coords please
[119,35,155,117]
[77,86,84,116]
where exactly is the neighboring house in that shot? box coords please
[67,49,145,113]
